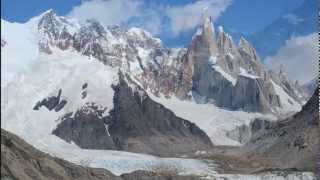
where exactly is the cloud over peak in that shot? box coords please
[68,0,231,37]
[166,0,231,36]
[265,33,318,84]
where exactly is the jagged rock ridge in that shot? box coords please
[36,9,302,114]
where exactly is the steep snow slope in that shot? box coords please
[1,19,39,86]
[1,49,215,176]
[148,93,276,146]
[271,80,301,113]
[1,9,302,148]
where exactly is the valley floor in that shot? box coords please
[2,128,317,180]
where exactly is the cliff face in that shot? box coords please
[241,88,319,172]
[52,72,213,156]
[34,10,302,114]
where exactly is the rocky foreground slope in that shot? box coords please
[241,87,319,171]
[199,88,319,177]
[1,125,317,180]
[1,128,203,180]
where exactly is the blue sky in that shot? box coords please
[1,0,304,46]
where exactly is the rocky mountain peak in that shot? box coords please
[37,10,78,53]
[39,9,56,20]
[83,19,107,38]
[38,9,71,36]
[126,27,162,49]
[187,13,303,113]
[238,36,259,61]
[38,10,61,38]
[196,7,218,55]
[108,25,125,38]
[217,26,237,54]
[27,9,303,114]
[202,7,214,33]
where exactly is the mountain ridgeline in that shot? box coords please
[37,10,302,114]
[16,9,305,155]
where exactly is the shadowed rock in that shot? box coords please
[241,88,319,172]
[52,72,213,156]
[33,89,67,112]
[1,128,120,180]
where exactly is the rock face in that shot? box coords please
[1,38,6,48]
[187,14,286,113]
[226,118,274,144]
[300,76,318,100]
[33,89,67,112]
[38,10,77,53]
[241,88,320,172]
[231,76,281,112]
[53,72,213,156]
[35,10,302,114]
[52,102,116,150]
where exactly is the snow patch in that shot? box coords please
[212,65,237,86]
[239,67,260,79]
[271,80,301,113]
[1,19,39,87]
[227,52,234,59]
[1,50,215,177]
[104,124,110,136]
[208,56,217,65]
[148,93,275,146]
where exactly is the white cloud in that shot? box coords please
[68,0,232,36]
[282,14,304,25]
[265,33,318,84]
[166,0,232,36]
[68,0,141,26]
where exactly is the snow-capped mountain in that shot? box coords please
[1,8,310,177]
[33,9,302,113]
[299,76,318,99]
